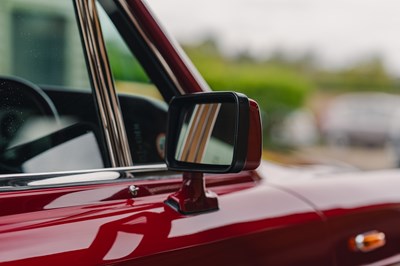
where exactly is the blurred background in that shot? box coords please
[146,0,400,170]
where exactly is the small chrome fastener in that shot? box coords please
[129,185,139,197]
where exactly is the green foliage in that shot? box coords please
[314,57,398,91]
[184,44,312,107]
[184,44,314,148]
[106,41,149,83]
[106,37,400,149]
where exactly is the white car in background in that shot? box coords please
[274,108,319,147]
[321,92,400,147]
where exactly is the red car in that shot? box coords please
[0,0,399,265]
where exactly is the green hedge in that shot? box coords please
[106,40,314,149]
[185,46,314,148]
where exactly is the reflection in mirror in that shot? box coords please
[175,103,235,165]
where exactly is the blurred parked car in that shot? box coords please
[321,92,400,147]
[273,108,319,147]
[387,109,400,167]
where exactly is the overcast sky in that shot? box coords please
[147,0,400,75]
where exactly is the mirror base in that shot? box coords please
[165,172,219,214]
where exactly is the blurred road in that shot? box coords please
[265,146,396,171]
[297,146,396,170]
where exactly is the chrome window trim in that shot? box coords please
[75,0,132,167]
[0,164,168,180]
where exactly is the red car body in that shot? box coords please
[1,1,399,265]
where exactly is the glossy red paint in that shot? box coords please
[0,173,331,265]
[166,172,219,214]
[243,99,262,171]
[125,0,209,94]
[262,169,400,266]
[0,172,254,217]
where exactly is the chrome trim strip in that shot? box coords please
[0,164,168,179]
[75,0,132,167]
[117,0,185,94]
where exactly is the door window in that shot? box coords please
[0,0,106,174]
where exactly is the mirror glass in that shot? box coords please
[175,103,236,165]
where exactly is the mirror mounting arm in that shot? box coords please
[165,172,218,214]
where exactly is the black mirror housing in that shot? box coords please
[165,92,261,173]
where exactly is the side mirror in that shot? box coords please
[164,92,262,214]
[166,92,262,173]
